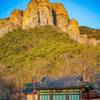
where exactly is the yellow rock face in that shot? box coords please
[0,0,70,34]
[68,19,80,41]
[52,3,70,32]
[38,2,53,26]
[22,0,53,29]
[10,10,23,27]
[51,3,69,17]
[68,19,79,33]
[22,1,39,29]
[0,10,23,36]
[68,19,99,45]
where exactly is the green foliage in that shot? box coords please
[79,26,100,39]
[0,26,100,85]
[0,26,77,67]
[24,83,33,89]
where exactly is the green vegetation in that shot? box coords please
[0,26,74,67]
[79,26,100,39]
[0,26,100,88]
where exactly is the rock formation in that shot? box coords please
[67,19,100,45]
[22,0,53,29]
[68,19,80,41]
[0,10,23,36]
[10,10,23,27]
[51,3,70,32]
[0,0,99,45]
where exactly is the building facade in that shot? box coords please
[23,76,96,100]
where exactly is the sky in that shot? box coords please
[0,0,100,29]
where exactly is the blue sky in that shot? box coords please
[0,0,100,29]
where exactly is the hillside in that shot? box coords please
[0,26,100,99]
[0,26,100,80]
[79,26,100,40]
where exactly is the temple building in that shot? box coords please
[23,76,100,100]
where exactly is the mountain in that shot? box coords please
[0,0,100,99]
[0,0,100,45]
[0,0,70,35]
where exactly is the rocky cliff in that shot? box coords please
[23,0,53,29]
[0,10,23,36]
[51,3,70,32]
[0,0,99,45]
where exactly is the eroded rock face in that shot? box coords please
[38,2,53,26]
[78,35,99,45]
[67,19,99,45]
[68,19,80,41]
[0,0,99,45]
[52,3,70,32]
[22,1,39,29]
[22,0,53,29]
[10,10,23,27]
[0,10,23,36]
[0,0,71,35]
[21,0,70,30]
[0,25,16,37]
